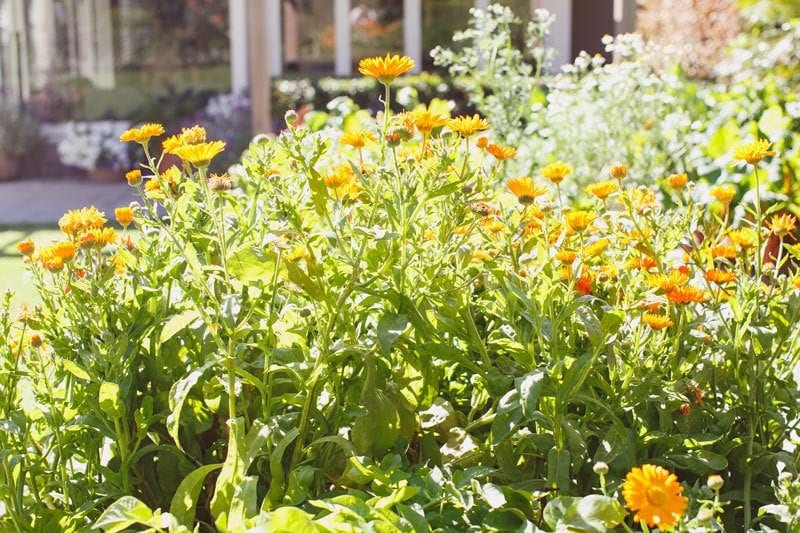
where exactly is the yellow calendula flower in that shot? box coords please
[173,140,226,167]
[642,313,674,330]
[623,464,687,529]
[768,212,797,237]
[582,238,609,258]
[120,122,165,143]
[585,180,619,200]
[609,164,628,179]
[733,139,776,165]
[411,110,448,135]
[38,241,77,267]
[115,207,134,227]
[507,176,547,205]
[541,161,573,184]
[625,187,658,214]
[125,169,143,186]
[358,54,415,84]
[340,129,376,149]
[705,268,737,284]
[448,114,489,138]
[666,285,708,304]
[486,143,517,160]
[85,227,118,248]
[665,173,688,189]
[728,228,757,248]
[59,206,107,237]
[648,270,689,293]
[554,248,577,264]
[564,210,596,233]
[709,183,736,204]
[17,239,35,257]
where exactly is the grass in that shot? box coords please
[0,227,62,308]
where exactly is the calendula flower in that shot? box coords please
[59,206,106,237]
[85,227,117,248]
[38,241,77,266]
[208,173,235,191]
[609,164,628,179]
[728,228,757,248]
[114,207,134,227]
[486,143,517,160]
[173,140,226,167]
[480,217,506,236]
[768,212,797,237]
[17,239,35,257]
[541,161,573,184]
[576,272,593,295]
[340,129,376,149]
[626,255,659,270]
[412,110,448,135]
[507,176,547,205]
[284,245,310,262]
[643,313,674,329]
[733,139,776,165]
[665,173,688,189]
[711,245,738,259]
[476,136,489,149]
[448,114,489,138]
[585,180,619,200]
[666,285,708,304]
[554,248,578,264]
[125,169,142,186]
[472,249,494,262]
[358,54,415,84]
[705,268,737,284]
[648,270,689,293]
[111,254,126,275]
[792,276,800,290]
[582,238,609,258]
[120,122,165,143]
[564,210,596,232]
[625,187,658,214]
[623,464,687,529]
[709,183,736,204]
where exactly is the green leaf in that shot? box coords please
[377,313,409,356]
[167,358,218,450]
[92,496,153,533]
[61,359,91,381]
[576,494,627,528]
[543,495,580,529]
[516,369,545,419]
[258,506,323,532]
[169,463,223,526]
[227,245,278,283]
[211,418,245,531]
[99,382,123,419]
[546,447,571,492]
[160,309,201,343]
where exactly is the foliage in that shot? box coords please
[0,104,40,157]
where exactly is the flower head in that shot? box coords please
[733,139,776,165]
[173,140,226,167]
[585,180,619,200]
[768,212,797,237]
[643,313,674,330]
[705,268,737,284]
[448,114,489,138]
[358,54,415,84]
[609,164,628,179]
[623,464,688,529]
[59,206,107,237]
[114,207,134,227]
[541,161,573,184]
[340,129,376,149]
[411,110,448,135]
[666,285,708,304]
[665,173,688,189]
[485,143,517,160]
[125,169,142,186]
[120,122,165,144]
[564,210,596,233]
[507,176,547,205]
[728,228,757,248]
[709,183,736,204]
[17,239,35,257]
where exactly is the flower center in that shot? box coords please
[645,486,667,506]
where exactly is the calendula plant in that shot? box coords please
[2,50,799,532]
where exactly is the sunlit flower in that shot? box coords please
[448,114,489,138]
[768,212,797,237]
[114,207,134,227]
[585,180,619,200]
[340,129,376,149]
[728,228,757,248]
[208,173,235,191]
[541,161,573,184]
[623,464,687,529]
[86,227,117,248]
[411,110,448,135]
[37,241,77,271]
[120,122,165,143]
[733,139,776,165]
[625,187,658,214]
[626,255,658,270]
[711,245,737,259]
[59,206,106,237]
[125,169,142,186]
[17,239,35,257]
[709,183,736,204]
[705,269,737,284]
[583,238,609,258]
[609,164,628,179]
[472,249,494,262]
[486,143,517,160]
[480,217,506,236]
[564,210,596,232]
[666,285,708,304]
[793,276,800,290]
[665,173,688,189]
[507,176,547,205]
[554,248,577,263]
[111,254,126,275]
[284,245,310,262]
[643,313,674,329]
[576,271,593,295]
[173,140,225,167]
[476,136,489,149]
[358,54,415,84]
[648,270,689,293]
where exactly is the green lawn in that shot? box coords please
[0,227,62,308]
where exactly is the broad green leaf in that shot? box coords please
[547,448,571,492]
[543,495,581,529]
[61,359,91,381]
[92,496,153,533]
[211,418,244,531]
[516,369,545,419]
[227,246,278,284]
[160,309,201,343]
[99,382,122,419]
[169,463,223,526]
[257,506,323,532]
[167,358,218,450]
[576,494,627,527]
[377,313,409,356]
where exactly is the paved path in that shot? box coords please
[0,180,138,226]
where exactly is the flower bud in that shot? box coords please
[707,474,724,491]
[593,461,609,475]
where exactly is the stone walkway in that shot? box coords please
[0,180,137,226]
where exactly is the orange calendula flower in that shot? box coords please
[17,239,35,257]
[643,313,674,329]
[86,227,117,248]
[622,464,688,529]
[412,110,448,135]
[448,114,489,138]
[585,180,619,200]
[666,285,708,304]
[475,136,489,149]
[507,176,547,205]
[728,228,757,248]
[554,248,578,263]
[59,206,107,237]
[733,139,776,165]
[564,210,596,233]
[173,140,225,167]
[705,269,737,284]
[541,161,573,184]
[648,270,689,293]
[793,276,800,290]
[626,255,659,270]
[576,272,593,295]
[38,241,77,264]
[486,143,517,160]
[609,164,628,179]
[340,129,376,149]
[709,183,736,204]
[125,169,143,186]
[114,207,134,227]
[768,212,797,237]
[358,54,415,84]
[665,173,688,189]
[711,245,738,259]
[120,122,165,143]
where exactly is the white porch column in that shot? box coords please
[334,0,351,76]
[29,0,56,89]
[119,0,134,65]
[9,0,30,101]
[266,0,282,77]
[229,0,248,93]
[94,0,115,89]
[403,0,422,72]
[75,0,98,84]
[613,0,636,34]
[533,0,572,70]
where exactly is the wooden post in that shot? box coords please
[247,0,271,134]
